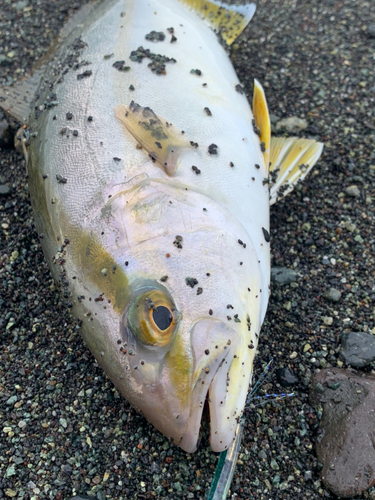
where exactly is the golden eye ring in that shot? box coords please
[149,304,174,332]
[127,287,179,347]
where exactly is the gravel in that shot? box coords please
[1,0,375,499]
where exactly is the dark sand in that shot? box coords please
[1,0,375,499]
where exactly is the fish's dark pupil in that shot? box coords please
[152,306,172,331]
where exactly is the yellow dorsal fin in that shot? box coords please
[252,79,271,173]
[269,137,324,205]
[115,102,189,176]
[176,0,256,45]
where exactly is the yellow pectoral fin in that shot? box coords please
[252,79,271,173]
[115,102,188,176]
[269,137,324,205]
[176,0,256,45]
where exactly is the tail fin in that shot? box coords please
[176,0,256,45]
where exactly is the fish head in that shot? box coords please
[119,278,242,453]
[75,177,264,452]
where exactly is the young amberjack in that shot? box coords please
[0,0,323,453]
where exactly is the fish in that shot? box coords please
[0,0,323,453]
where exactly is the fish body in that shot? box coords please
[6,0,322,453]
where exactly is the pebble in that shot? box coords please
[310,369,375,497]
[13,1,29,11]
[269,114,280,124]
[367,25,375,38]
[304,471,313,481]
[6,395,17,405]
[0,55,12,67]
[270,458,279,470]
[0,112,13,149]
[340,331,375,367]
[276,368,299,386]
[344,220,356,232]
[59,417,68,428]
[6,466,16,477]
[10,250,19,261]
[263,478,272,491]
[258,450,267,460]
[275,116,308,133]
[5,490,17,498]
[322,287,341,302]
[271,267,298,285]
[345,184,360,197]
[0,184,12,196]
[303,343,311,353]
[69,496,95,500]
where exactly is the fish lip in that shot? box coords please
[117,317,239,453]
[178,349,233,453]
[177,319,239,453]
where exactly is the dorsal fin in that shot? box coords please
[115,102,189,176]
[0,71,44,124]
[176,0,256,45]
[252,79,271,173]
[269,137,324,205]
[0,1,99,123]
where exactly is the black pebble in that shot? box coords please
[262,227,270,242]
[276,368,299,387]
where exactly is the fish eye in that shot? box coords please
[151,306,173,331]
[127,287,179,347]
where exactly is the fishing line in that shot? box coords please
[207,359,295,500]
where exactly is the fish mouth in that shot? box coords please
[178,319,239,453]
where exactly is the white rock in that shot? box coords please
[275,116,308,133]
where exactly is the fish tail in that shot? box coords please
[175,0,256,45]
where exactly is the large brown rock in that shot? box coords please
[310,368,375,498]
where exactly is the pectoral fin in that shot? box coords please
[269,137,324,205]
[115,102,189,176]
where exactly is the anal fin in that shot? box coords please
[115,101,189,176]
[269,137,323,205]
[252,79,271,173]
